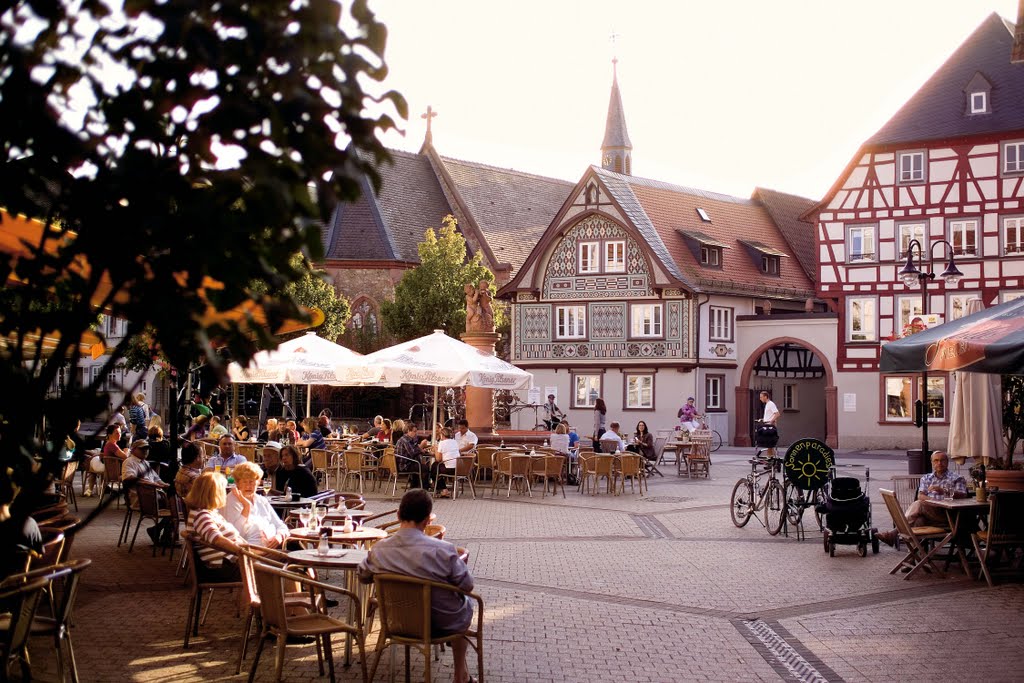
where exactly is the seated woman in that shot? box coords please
[390,419,406,446]
[549,423,571,455]
[182,414,210,441]
[295,417,326,452]
[430,427,460,498]
[222,462,289,549]
[85,424,128,497]
[232,415,250,442]
[257,418,278,443]
[626,420,656,461]
[273,445,318,498]
[185,472,248,580]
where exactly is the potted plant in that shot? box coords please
[985,376,1024,492]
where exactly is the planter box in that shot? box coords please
[985,469,1024,492]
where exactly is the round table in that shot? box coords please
[289,526,387,548]
[267,495,314,509]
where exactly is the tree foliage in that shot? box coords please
[254,255,351,343]
[0,0,404,541]
[381,216,501,341]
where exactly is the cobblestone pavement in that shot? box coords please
[28,449,1024,682]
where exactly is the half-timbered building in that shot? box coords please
[807,13,1024,448]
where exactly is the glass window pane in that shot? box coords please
[885,377,911,420]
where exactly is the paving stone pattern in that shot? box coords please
[28,449,1024,682]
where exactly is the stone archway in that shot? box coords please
[734,337,837,448]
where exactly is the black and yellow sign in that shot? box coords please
[783,438,834,491]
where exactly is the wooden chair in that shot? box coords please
[434,456,477,500]
[489,451,514,497]
[98,456,125,508]
[616,454,645,495]
[127,481,173,556]
[248,562,367,683]
[424,524,447,540]
[687,438,712,479]
[309,448,331,488]
[502,454,533,498]
[0,575,51,680]
[889,475,923,518]
[368,573,483,683]
[532,455,566,498]
[879,489,949,580]
[599,438,622,455]
[971,491,1024,587]
[0,559,90,683]
[340,449,375,494]
[182,534,242,648]
[55,459,79,512]
[475,446,498,483]
[581,454,615,495]
[236,443,257,462]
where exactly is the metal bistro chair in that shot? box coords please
[56,459,79,513]
[434,456,477,500]
[98,456,125,509]
[581,454,615,496]
[340,449,376,494]
[0,576,51,681]
[182,533,242,648]
[475,446,498,484]
[127,480,173,556]
[532,454,566,498]
[368,573,483,683]
[309,448,331,489]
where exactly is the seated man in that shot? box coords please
[599,422,626,454]
[122,439,173,544]
[260,441,282,481]
[207,435,246,470]
[395,423,430,489]
[878,451,967,546]
[454,419,478,454]
[358,490,475,683]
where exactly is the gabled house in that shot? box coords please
[805,13,1024,448]
[499,67,821,443]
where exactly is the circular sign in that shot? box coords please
[783,438,835,491]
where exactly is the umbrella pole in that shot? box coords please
[306,384,311,419]
[432,386,438,449]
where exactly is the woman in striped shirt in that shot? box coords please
[185,472,247,580]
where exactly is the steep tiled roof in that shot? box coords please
[867,14,1024,147]
[438,156,574,276]
[619,173,816,299]
[752,187,818,281]
[324,149,453,262]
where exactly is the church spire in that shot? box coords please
[601,58,632,175]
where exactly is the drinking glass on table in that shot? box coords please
[298,508,311,529]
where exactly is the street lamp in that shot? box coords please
[896,238,963,469]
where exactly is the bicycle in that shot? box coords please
[693,416,723,452]
[729,449,786,535]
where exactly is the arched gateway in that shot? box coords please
[734,337,837,449]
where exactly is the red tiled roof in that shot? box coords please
[752,187,818,282]
[624,175,816,299]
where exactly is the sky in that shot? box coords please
[369,0,1019,201]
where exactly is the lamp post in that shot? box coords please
[897,238,963,469]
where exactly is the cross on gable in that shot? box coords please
[421,105,437,145]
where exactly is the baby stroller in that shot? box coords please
[754,424,778,449]
[815,476,879,557]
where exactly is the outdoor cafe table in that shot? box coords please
[289,525,387,549]
[285,547,368,667]
[920,497,991,576]
[267,495,314,517]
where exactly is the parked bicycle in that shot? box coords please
[729,448,786,535]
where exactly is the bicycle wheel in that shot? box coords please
[812,487,827,531]
[785,484,805,527]
[710,430,723,452]
[730,479,754,528]
[763,479,786,536]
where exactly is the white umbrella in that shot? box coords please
[362,329,533,440]
[948,299,1003,467]
[227,332,387,417]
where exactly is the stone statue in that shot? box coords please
[465,280,494,332]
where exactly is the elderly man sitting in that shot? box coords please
[359,490,476,683]
[877,450,967,546]
[122,439,173,545]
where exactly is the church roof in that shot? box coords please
[437,156,574,276]
[866,13,1024,147]
[602,170,816,299]
[752,187,818,282]
[601,71,632,150]
[324,149,454,262]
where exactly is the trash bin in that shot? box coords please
[906,449,932,475]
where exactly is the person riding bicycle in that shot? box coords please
[678,396,701,433]
[542,394,564,431]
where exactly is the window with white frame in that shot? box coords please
[947,293,978,322]
[847,297,876,342]
[898,152,925,183]
[630,303,662,338]
[555,305,586,339]
[761,255,780,275]
[970,92,987,114]
[700,245,722,267]
[572,373,602,409]
[1004,217,1024,255]
[883,375,947,422]
[1002,291,1024,303]
[705,375,724,411]
[578,242,599,273]
[624,373,653,409]
[709,306,733,342]
[896,295,924,336]
[604,240,626,272]
[783,384,797,411]
[1004,141,1024,174]
[847,225,876,262]
[948,219,979,256]
[897,222,927,260]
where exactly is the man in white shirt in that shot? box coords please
[455,419,478,454]
[759,391,780,456]
[600,422,627,453]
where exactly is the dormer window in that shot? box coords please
[678,229,730,270]
[738,239,787,278]
[696,208,711,222]
[970,91,987,114]
[700,245,722,267]
[761,255,780,275]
